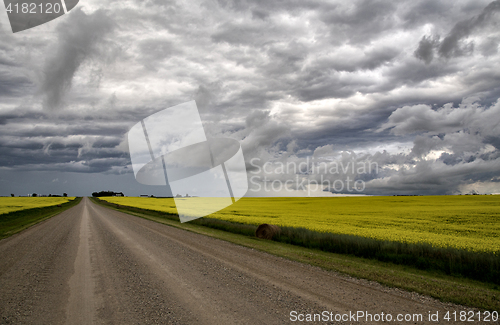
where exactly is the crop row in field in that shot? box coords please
[0,197,75,215]
[99,195,500,253]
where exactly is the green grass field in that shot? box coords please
[100,195,500,253]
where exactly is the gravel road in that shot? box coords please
[0,198,482,324]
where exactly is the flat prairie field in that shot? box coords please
[100,195,500,253]
[0,197,75,215]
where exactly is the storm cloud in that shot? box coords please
[39,8,115,110]
[415,0,500,63]
[0,0,499,196]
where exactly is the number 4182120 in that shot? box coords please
[444,311,498,322]
[5,2,63,14]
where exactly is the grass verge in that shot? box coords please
[0,197,82,239]
[91,197,500,311]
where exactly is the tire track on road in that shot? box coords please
[66,202,95,325]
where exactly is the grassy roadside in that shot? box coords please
[91,197,500,311]
[0,197,82,240]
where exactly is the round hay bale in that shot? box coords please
[255,224,281,240]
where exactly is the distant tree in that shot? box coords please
[32,193,37,197]
[63,193,68,197]
[48,194,52,197]
[92,191,119,197]
[10,194,14,197]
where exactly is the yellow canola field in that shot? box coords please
[0,197,75,215]
[100,195,500,253]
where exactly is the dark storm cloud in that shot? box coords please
[1,0,500,196]
[378,98,500,137]
[246,98,500,196]
[319,0,397,45]
[208,1,402,102]
[0,105,130,175]
[479,36,500,56]
[137,38,179,71]
[439,0,500,58]
[7,157,130,173]
[402,0,449,27]
[275,46,401,101]
[211,22,269,46]
[240,110,290,156]
[0,139,129,173]
[414,35,440,64]
[0,123,129,138]
[0,108,131,138]
[0,71,32,97]
[357,98,500,194]
[39,8,115,110]
[363,158,500,195]
[214,0,323,15]
[295,120,407,151]
[415,0,500,63]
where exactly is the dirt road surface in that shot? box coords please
[0,198,480,324]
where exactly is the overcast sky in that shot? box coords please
[0,0,499,197]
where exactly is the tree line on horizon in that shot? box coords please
[91,191,124,197]
[9,193,68,197]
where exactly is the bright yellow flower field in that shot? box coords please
[0,197,75,215]
[100,195,500,253]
